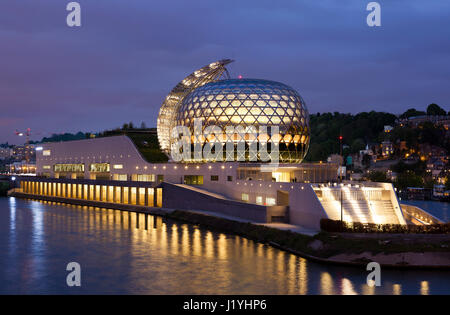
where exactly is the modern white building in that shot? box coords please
[31,59,408,229]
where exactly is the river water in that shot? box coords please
[0,197,449,295]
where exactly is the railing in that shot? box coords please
[401,204,444,225]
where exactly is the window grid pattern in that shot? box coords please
[174,79,310,163]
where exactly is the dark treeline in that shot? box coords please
[305,104,449,162]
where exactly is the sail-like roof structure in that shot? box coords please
[157,59,233,154]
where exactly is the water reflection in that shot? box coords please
[0,197,449,295]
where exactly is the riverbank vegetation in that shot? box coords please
[320,218,450,234]
[0,181,9,196]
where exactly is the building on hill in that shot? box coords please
[0,147,12,160]
[398,115,450,129]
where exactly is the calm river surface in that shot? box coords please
[0,197,449,295]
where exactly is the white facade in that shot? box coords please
[36,135,406,229]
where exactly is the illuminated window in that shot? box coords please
[43,165,51,170]
[90,163,110,173]
[113,164,123,169]
[43,150,51,156]
[184,175,203,185]
[241,193,249,201]
[266,197,276,206]
[256,196,263,205]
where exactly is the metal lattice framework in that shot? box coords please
[174,78,310,163]
[157,59,233,154]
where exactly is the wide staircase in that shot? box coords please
[314,185,401,224]
[370,200,400,224]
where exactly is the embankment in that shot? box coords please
[167,210,450,269]
[9,192,450,269]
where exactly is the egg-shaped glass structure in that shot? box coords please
[173,78,310,163]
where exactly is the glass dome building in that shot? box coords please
[173,78,310,163]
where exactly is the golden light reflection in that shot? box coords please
[320,272,334,295]
[420,281,429,295]
[193,228,201,257]
[181,225,190,257]
[205,231,214,259]
[298,258,308,295]
[171,224,179,255]
[14,199,438,295]
[393,284,402,295]
[217,234,227,260]
[362,280,375,295]
[341,278,358,295]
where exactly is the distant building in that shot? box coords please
[398,140,408,152]
[404,187,433,200]
[0,147,12,160]
[419,143,447,160]
[359,144,377,163]
[327,154,343,166]
[398,115,450,129]
[359,144,373,157]
[8,161,36,175]
[12,144,36,162]
[381,141,394,157]
[384,125,393,133]
[432,184,450,200]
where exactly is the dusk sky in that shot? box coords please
[1,0,449,144]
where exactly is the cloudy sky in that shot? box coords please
[1,0,449,144]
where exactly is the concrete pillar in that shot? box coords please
[148,188,154,207]
[156,188,162,207]
[112,186,117,203]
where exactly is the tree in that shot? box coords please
[140,121,147,129]
[362,154,371,168]
[368,171,388,182]
[351,138,365,153]
[395,173,423,190]
[426,103,446,116]
[400,108,426,119]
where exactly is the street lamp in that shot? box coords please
[338,135,343,183]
